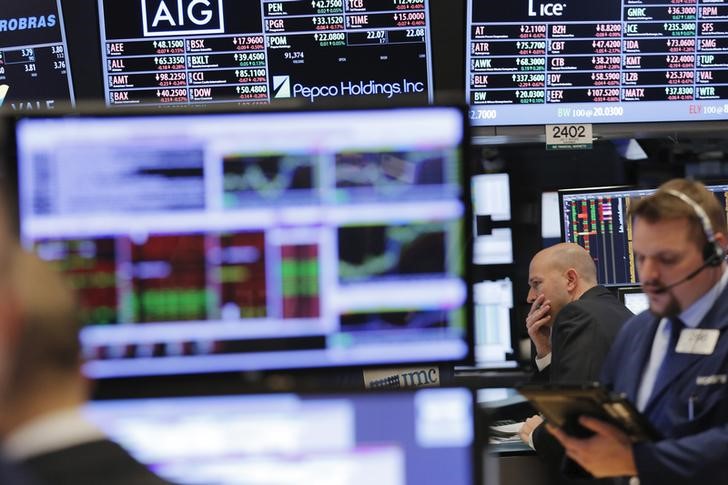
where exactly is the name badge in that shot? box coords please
[676,329,720,355]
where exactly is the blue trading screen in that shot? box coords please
[467,0,728,126]
[98,0,433,107]
[560,184,728,285]
[16,107,470,378]
[85,388,476,485]
[0,0,75,110]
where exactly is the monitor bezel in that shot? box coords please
[5,102,476,381]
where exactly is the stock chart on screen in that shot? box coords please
[15,106,471,378]
[559,184,728,285]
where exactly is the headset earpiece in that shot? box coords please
[704,242,721,267]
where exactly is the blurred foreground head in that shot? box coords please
[0,247,84,434]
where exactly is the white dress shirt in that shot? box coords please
[636,268,728,411]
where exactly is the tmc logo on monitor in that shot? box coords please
[272,76,291,99]
[142,0,225,37]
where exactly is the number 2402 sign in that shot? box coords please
[546,124,593,150]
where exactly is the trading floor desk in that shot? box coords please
[480,388,555,485]
[488,441,553,485]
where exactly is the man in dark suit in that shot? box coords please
[549,179,728,485]
[0,249,171,485]
[517,243,633,482]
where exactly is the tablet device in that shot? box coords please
[517,382,660,442]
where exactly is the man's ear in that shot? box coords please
[565,268,579,291]
[715,232,728,257]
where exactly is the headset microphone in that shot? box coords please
[652,259,715,294]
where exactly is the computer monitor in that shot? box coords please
[616,286,649,316]
[85,387,479,485]
[466,0,728,126]
[473,278,513,365]
[0,0,75,110]
[471,173,512,265]
[14,105,472,378]
[559,184,728,285]
[97,0,434,107]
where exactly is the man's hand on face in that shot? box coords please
[526,293,552,358]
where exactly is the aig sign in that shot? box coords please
[142,0,225,36]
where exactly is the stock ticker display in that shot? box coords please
[0,0,74,110]
[99,0,433,107]
[467,0,728,126]
[560,184,728,285]
[16,107,469,378]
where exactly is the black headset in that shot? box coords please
[664,189,725,267]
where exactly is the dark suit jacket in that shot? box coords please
[532,285,633,385]
[532,285,633,483]
[599,282,728,485]
[20,439,172,485]
[0,456,40,485]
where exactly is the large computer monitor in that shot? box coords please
[466,0,728,126]
[14,105,472,378]
[85,387,478,485]
[97,0,434,107]
[559,184,728,285]
[0,0,76,110]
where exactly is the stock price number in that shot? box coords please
[393,11,426,26]
[312,15,344,28]
[153,40,184,49]
[393,0,425,9]
[156,88,188,102]
[315,32,346,45]
[663,22,696,35]
[516,57,545,70]
[516,89,544,103]
[312,0,343,7]
[236,85,268,94]
[235,52,266,65]
[154,56,185,66]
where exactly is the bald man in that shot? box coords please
[519,243,633,483]
[0,249,170,485]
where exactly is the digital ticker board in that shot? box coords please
[467,0,728,126]
[0,0,75,110]
[99,0,433,107]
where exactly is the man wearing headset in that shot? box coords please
[549,179,728,485]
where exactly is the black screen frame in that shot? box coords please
[6,101,476,384]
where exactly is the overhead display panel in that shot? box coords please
[467,0,728,126]
[98,0,433,107]
[0,0,75,110]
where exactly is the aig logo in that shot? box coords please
[142,0,225,36]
